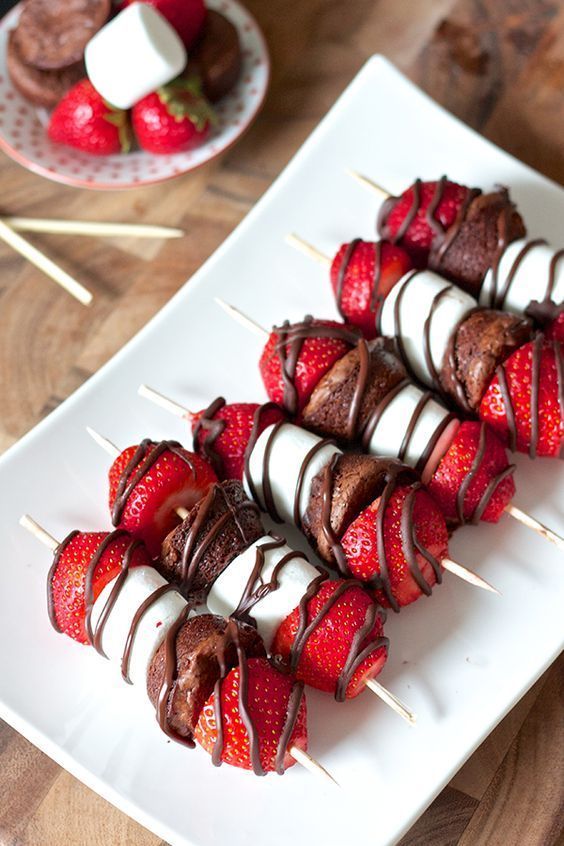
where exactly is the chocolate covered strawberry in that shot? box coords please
[194,656,307,775]
[48,529,150,644]
[191,398,286,480]
[340,482,449,609]
[378,178,472,264]
[109,439,217,556]
[329,240,413,338]
[132,78,215,154]
[427,421,516,526]
[479,335,564,458]
[48,79,131,155]
[259,317,360,416]
[272,579,388,700]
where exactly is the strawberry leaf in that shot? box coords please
[157,75,217,130]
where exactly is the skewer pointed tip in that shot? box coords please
[345,169,390,201]
[138,384,190,419]
[86,426,120,458]
[505,504,564,552]
[289,745,340,786]
[285,233,331,266]
[365,678,417,725]
[19,514,59,551]
[442,558,501,595]
[214,298,269,339]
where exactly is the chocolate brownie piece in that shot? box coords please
[440,308,532,410]
[147,614,264,741]
[7,29,83,107]
[189,11,241,102]
[15,0,110,70]
[429,189,526,297]
[301,339,406,441]
[303,453,414,565]
[159,481,263,601]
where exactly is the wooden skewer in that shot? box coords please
[286,233,331,267]
[138,384,192,420]
[85,427,190,521]
[289,745,339,785]
[345,169,391,201]
[442,558,500,594]
[19,514,59,551]
[365,679,416,725]
[2,217,184,240]
[0,218,93,306]
[214,297,269,338]
[504,504,564,552]
[21,514,335,783]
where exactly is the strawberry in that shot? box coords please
[340,485,449,609]
[379,178,471,265]
[194,657,307,774]
[108,440,217,557]
[330,240,412,338]
[49,530,150,644]
[272,579,388,700]
[546,310,564,343]
[479,338,564,458]
[121,0,206,48]
[191,399,286,481]
[48,79,131,155]
[259,318,358,416]
[428,422,516,525]
[132,77,215,155]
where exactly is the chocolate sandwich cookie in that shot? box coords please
[189,10,241,102]
[428,188,526,297]
[303,453,414,565]
[15,0,111,70]
[441,309,532,411]
[159,480,263,601]
[147,614,265,742]
[301,338,406,442]
[7,30,84,108]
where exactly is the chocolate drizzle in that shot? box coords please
[210,620,305,775]
[176,483,261,597]
[454,423,516,524]
[269,316,361,416]
[111,439,197,526]
[334,238,385,318]
[157,603,196,748]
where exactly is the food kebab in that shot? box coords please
[136,389,497,611]
[347,173,564,317]
[200,305,563,549]
[19,515,318,778]
[87,428,415,720]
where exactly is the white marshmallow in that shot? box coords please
[207,536,320,647]
[244,423,342,525]
[85,4,187,110]
[90,566,188,689]
[366,382,454,468]
[380,270,477,387]
[480,238,564,314]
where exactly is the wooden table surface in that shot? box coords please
[1,1,563,844]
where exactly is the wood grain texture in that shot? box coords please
[0,0,563,844]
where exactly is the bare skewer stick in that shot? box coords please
[214,297,268,338]
[0,218,93,306]
[85,427,189,520]
[20,514,334,783]
[286,234,331,267]
[2,217,184,240]
[345,169,391,201]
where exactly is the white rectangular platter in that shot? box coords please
[1,57,563,846]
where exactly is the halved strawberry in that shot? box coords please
[259,318,357,416]
[108,440,217,557]
[479,338,564,457]
[191,400,286,481]
[428,421,516,525]
[194,656,307,774]
[49,530,150,644]
[379,178,471,264]
[340,485,449,609]
[272,579,388,700]
[330,240,412,338]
